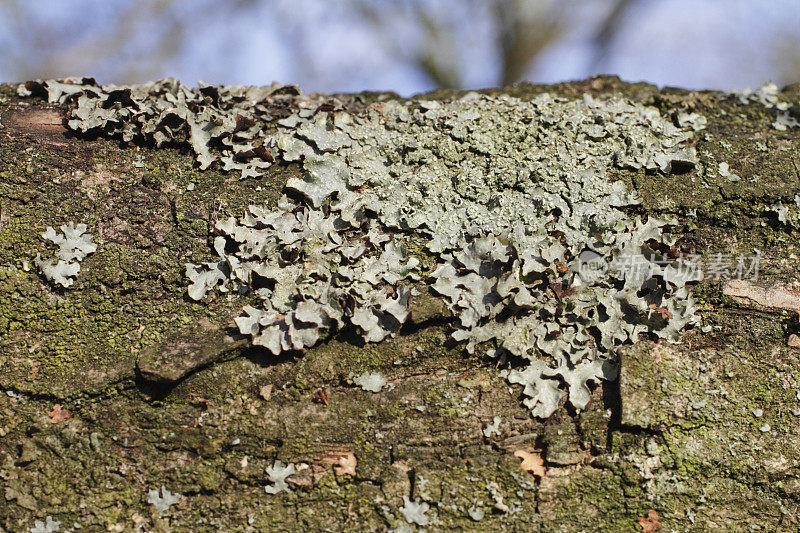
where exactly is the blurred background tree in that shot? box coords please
[0,0,797,95]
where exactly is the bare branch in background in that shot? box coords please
[0,0,204,83]
[494,0,563,85]
[590,0,637,73]
[354,0,565,88]
[0,0,797,92]
[416,3,465,89]
[772,37,800,87]
[35,0,186,82]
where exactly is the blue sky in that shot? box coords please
[1,0,798,95]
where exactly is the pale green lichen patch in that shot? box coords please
[146,486,181,514]
[353,371,389,392]
[727,82,799,132]
[727,81,788,109]
[190,203,417,351]
[265,461,296,494]
[34,222,96,287]
[16,78,707,418]
[398,496,430,526]
[18,78,301,180]
[29,516,60,533]
[246,90,702,417]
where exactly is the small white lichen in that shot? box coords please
[147,486,181,514]
[728,81,785,108]
[773,112,800,131]
[769,203,790,224]
[30,516,60,533]
[265,461,296,494]
[676,111,707,131]
[718,162,740,182]
[400,496,430,526]
[468,507,485,521]
[487,481,510,513]
[727,81,796,133]
[34,222,96,288]
[483,416,502,438]
[354,371,388,393]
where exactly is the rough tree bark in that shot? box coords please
[1,76,799,532]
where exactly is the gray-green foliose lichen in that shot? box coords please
[726,81,799,131]
[19,78,705,418]
[34,222,97,288]
[264,461,296,494]
[146,486,182,514]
